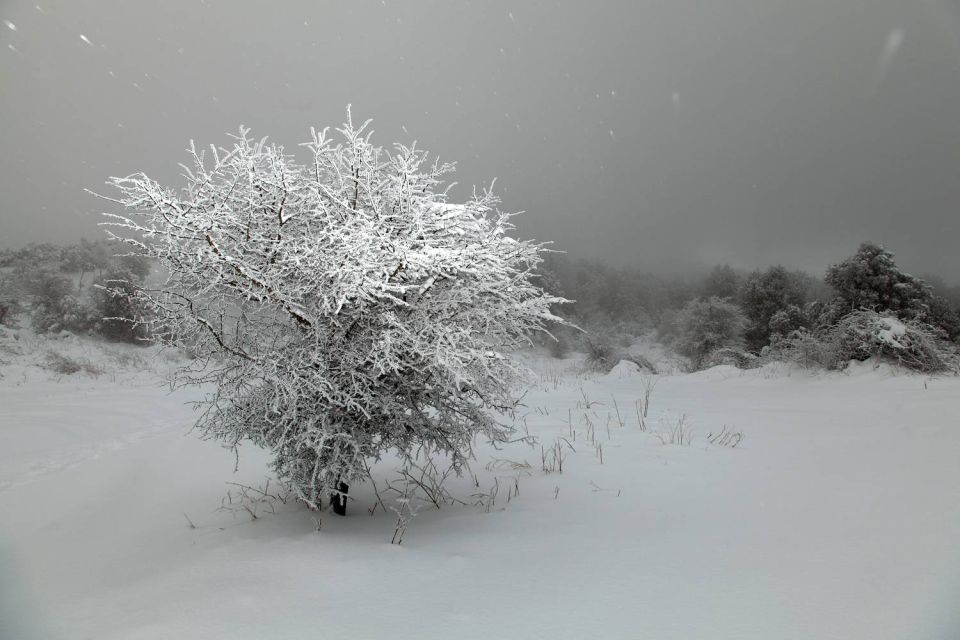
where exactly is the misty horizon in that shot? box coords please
[3,1,960,281]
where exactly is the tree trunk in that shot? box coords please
[331,480,349,516]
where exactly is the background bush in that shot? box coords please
[829,310,954,373]
[90,268,152,343]
[672,297,748,370]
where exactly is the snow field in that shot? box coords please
[1,344,959,639]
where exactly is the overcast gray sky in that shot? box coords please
[2,0,960,280]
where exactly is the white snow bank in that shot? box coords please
[2,348,960,639]
[605,359,645,379]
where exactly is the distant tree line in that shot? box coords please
[0,238,153,343]
[539,242,960,372]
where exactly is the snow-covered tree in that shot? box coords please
[824,242,960,342]
[739,266,810,351]
[672,296,747,369]
[825,242,930,319]
[91,266,152,343]
[94,110,566,514]
[701,264,741,300]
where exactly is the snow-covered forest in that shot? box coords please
[3,2,960,639]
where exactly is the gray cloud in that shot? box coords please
[2,0,960,280]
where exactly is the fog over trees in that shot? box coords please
[4,1,960,280]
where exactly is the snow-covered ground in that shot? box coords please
[2,335,959,639]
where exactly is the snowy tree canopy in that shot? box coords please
[672,296,747,369]
[825,242,931,318]
[93,109,567,510]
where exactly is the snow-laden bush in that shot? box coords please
[94,111,566,513]
[24,270,97,335]
[830,310,954,373]
[739,266,811,351]
[767,329,838,370]
[43,351,105,377]
[582,329,620,372]
[91,267,152,344]
[769,311,956,373]
[926,294,960,343]
[702,347,759,370]
[672,297,748,370]
[0,274,22,327]
[824,242,960,343]
[34,294,98,336]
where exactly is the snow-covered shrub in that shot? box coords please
[95,110,566,513]
[582,329,620,372]
[19,268,71,306]
[90,267,152,343]
[829,310,954,373]
[32,296,95,335]
[766,313,956,373]
[0,275,22,327]
[768,304,808,340]
[58,239,104,289]
[739,266,811,351]
[702,347,759,370]
[625,353,658,374]
[672,297,748,370]
[23,270,96,335]
[926,295,960,343]
[43,351,105,376]
[765,328,838,369]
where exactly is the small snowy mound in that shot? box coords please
[624,332,687,374]
[605,359,648,379]
[687,363,743,380]
[702,347,759,370]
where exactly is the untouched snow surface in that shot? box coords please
[2,341,960,639]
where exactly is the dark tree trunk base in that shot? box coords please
[331,481,349,516]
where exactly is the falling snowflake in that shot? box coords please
[79,34,93,46]
[874,28,904,90]
[3,19,16,31]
